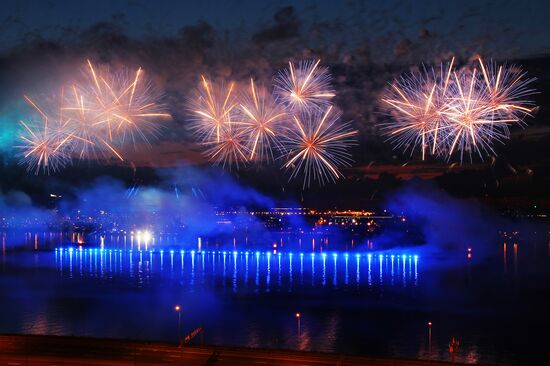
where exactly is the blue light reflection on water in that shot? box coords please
[1,231,550,366]
[52,248,420,291]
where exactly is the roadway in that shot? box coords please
[0,334,466,366]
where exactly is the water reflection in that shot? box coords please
[52,248,420,291]
[503,242,507,273]
[513,243,518,276]
[2,231,549,366]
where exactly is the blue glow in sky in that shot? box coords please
[0,100,28,153]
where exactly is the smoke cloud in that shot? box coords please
[373,181,545,264]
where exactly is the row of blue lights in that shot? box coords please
[55,247,418,260]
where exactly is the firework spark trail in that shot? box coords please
[383,57,537,162]
[283,106,358,187]
[274,59,335,112]
[188,76,238,144]
[381,58,455,160]
[238,78,287,162]
[17,96,73,174]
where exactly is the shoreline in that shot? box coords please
[0,333,473,366]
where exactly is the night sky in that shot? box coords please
[1,0,549,208]
[2,0,549,55]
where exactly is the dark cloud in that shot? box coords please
[252,6,300,45]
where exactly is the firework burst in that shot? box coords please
[441,67,518,160]
[283,106,357,187]
[476,58,537,122]
[238,78,287,162]
[203,116,249,169]
[381,58,455,160]
[16,60,170,173]
[188,76,238,143]
[382,57,537,162]
[69,60,170,149]
[274,59,335,112]
[62,84,124,160]
[16,96,73,174]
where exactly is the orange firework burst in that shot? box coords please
[62,84,124,161]
[274,59,335,112]
[476,58,537,122]
[383,57,537,162]
[203,115,250,169]
[17,96,74,174]
[381,58,455,160]
[17,60,170,173]
[441,58,536,161]
[71,60,171,148]
[441,67,518,160]
[188,76,238,144]
[283,106,357,187]
[238,78,287,162]
[187,60,357,186]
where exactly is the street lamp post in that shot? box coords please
[427,321,432,365]
[295,313,301,337]
[175,305,181,345]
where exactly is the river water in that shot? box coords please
[0,231,548,365]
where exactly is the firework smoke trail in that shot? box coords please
[238,78,287,162]
[283,106,357,187]
[17,96,73,174]
[381,58,455,160]
[188,76,238,144]
[274,59,335,112]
